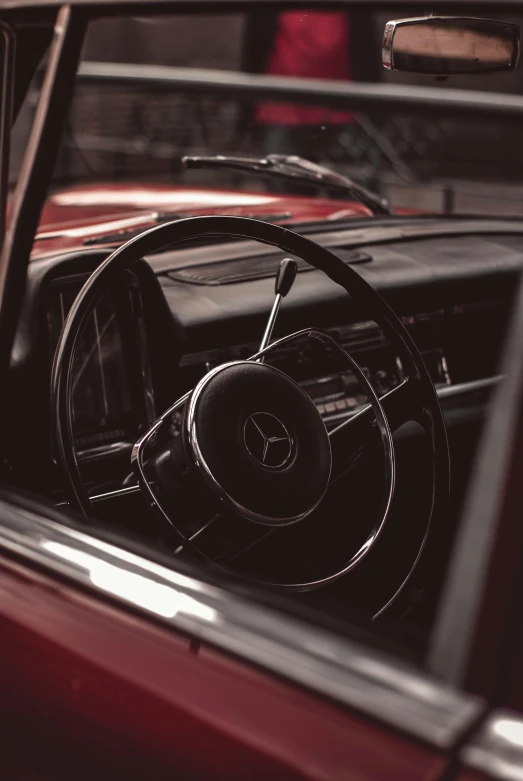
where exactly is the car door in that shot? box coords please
[0,487,483,781]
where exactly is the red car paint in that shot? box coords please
[0,554,448,781]
[31,183,373,259]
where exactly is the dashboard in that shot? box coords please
[8,221,521,506]
[44,284,505,461]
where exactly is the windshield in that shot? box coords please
[18,8,523,223]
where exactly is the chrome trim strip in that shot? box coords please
[462,710,523,781]
[436,375,503,400]
[321,376,502,426]
[91,484,142,503]
[0,494,483,748]
[55,484,142,508]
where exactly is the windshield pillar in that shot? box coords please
[0,5,86,444]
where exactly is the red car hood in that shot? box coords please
[32,183,373,259]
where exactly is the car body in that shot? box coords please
[1,1,523,780]
[32,184,372,258]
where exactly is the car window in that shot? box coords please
[37,8,523,218]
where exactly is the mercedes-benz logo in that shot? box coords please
[243,412,293,469]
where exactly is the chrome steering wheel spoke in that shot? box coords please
[175,511,274,565]
[329,378,418,484]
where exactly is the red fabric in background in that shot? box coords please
[256,11,354,126]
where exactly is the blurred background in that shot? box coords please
[13,8,523,216]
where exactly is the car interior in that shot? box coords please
[6,6,523,662]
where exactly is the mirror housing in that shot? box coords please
[383,16,520,75]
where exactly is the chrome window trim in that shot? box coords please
[462,710,523,781]
[0,494,482,748]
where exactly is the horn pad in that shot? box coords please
[184,361,331,525]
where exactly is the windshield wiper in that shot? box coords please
[182,154,393,217]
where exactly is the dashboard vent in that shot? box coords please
[165,249,371,286]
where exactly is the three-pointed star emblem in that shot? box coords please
[243,412,293,469]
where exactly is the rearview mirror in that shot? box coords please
[382,16,520,75]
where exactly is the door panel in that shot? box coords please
[0,553,450,781]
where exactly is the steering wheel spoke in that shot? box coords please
[177,510,274,564]
[329,378,418,483]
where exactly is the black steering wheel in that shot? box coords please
[51,216,449,618]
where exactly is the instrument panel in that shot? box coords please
[47,272,155,452]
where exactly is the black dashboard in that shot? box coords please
[8,218,523,509]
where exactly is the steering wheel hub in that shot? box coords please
[185,361,331,526]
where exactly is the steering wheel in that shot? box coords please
[51,216,449,618]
